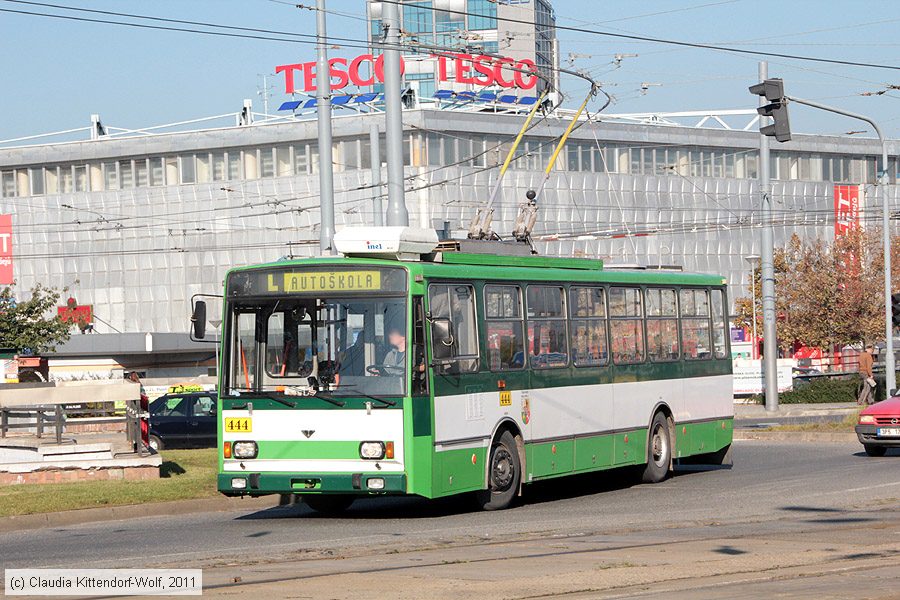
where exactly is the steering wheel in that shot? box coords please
[366,364,389,376]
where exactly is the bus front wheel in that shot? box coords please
[641,413,671,484]
[476,430,521,511]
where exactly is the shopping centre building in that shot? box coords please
[0,0,897,379]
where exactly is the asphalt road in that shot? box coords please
[1,441,898,598]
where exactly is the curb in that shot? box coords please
[734,430,857,443]
[0,495,281,534]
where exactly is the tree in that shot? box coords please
[0,284,71,354]
[733,229,900,352]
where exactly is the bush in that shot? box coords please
[752,371,900,404]
[751,376,858,405]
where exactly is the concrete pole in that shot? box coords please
[758,61,779,412]
[381,0,409,226]
[370,124,384,227]
[316,0,336,254]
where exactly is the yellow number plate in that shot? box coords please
[225,418,252,433]
[499,391,512,406]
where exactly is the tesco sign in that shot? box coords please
[275,53,538,94]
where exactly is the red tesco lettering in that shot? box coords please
[275,53,537,93]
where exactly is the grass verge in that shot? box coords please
[0,448,218,518]
[769,409,862,433]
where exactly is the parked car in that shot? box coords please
[855,395,900,457]
[148,391,217,451]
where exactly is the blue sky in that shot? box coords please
[1,0,899,141]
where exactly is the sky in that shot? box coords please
[1,0,899,142]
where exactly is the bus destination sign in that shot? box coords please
[274,270,381,293]
[227,267,406,296]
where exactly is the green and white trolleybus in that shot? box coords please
[201,227,733,512]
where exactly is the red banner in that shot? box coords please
[834,185,859,237]
[0,214,12,285]
[58,304,93,326]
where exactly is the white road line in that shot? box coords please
[843,481,900,493]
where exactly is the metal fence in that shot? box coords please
[0,400,147,455]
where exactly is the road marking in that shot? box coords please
[843,481,900,493]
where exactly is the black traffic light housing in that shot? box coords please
[892,292,900,329]
[749,78,792,142]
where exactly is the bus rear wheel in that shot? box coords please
[641,413,671,483]
[303,494,355,514]
[476,431,521,511]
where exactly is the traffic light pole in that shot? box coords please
[758,61,779,412]
[782,95,895,394]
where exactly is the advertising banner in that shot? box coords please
[834,185,860,237]
[0,214,12,285]
[732,359,794,395]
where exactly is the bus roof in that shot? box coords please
[230,255,726,287]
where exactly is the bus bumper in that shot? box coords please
[217,472,407,496]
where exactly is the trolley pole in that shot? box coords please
[381,0,409,227]
[758,61,779,412]
[316,0,336,254]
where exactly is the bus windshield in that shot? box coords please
[226,296,407,397]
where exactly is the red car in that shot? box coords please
[856,396,900,457]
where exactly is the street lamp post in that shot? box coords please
[745,255,761,360]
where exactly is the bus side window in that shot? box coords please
[711,288,728,359]
[485,285,525,371]
[569,286,608,367]
[412,297,428,394]
[680,289,711,360]
[609,287,645,364]
[427,283,479,373]
[526,286,568,369]
[646,288,679,362]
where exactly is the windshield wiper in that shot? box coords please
[279,384,346,407]
[222,392,296,409]
[337,386,397,407]
[307,389,346,407]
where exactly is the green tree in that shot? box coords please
[0,284,71,354]
[733,229,900,351]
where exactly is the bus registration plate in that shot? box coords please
[225,418,252,433]
[876,427,900,437]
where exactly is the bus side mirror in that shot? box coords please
[430,318,455,361]
[191,300,207,340]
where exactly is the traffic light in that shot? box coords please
[892,292,900,329]
[749,78,791,142]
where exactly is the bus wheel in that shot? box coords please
[641,413,671,484]
[303,494,355,514]
[476,431,521,511]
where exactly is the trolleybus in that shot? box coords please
[197,227,733,512]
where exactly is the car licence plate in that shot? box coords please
[225,417,252,433]
[876,427,900,437]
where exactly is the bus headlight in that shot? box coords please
[359,441,386,460]
[232,441,258,459]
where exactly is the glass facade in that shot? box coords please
[467,0,498,30]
